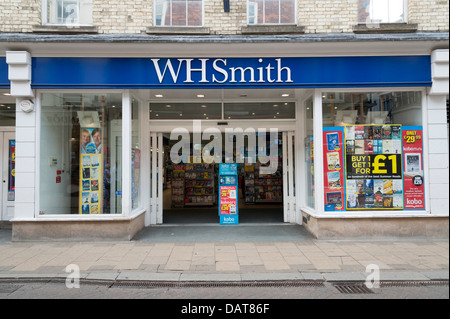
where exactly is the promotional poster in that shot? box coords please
[79,127,103,214]
[402,126,425,210]
[344,124,403,210]
[323,128,345,211]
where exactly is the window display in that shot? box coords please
[40,93,122,215]
[322,91,425,211]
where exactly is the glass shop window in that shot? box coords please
[39,93,122,215]
[322,91,425,212]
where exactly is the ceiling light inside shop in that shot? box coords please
[281,94,290,97]
[201,105,207,108]
[155,94,164,98]
[197,94,205,98]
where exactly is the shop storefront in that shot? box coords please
[2,48,449,240]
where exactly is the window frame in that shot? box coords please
[360,0,408,24]
[247,0,298,26]
[42,0,93,26]
[34,89,137,220]
[153,0,204,27]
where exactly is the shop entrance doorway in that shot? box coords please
[148,130,297,225]
[0,131,15,222]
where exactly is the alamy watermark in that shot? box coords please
[365,264,380,289]
[65,264,80,289]
[169,120,280,174]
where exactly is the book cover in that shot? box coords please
[364,140,373,154]
[393,179,403,194]
[382,125,392,139]
[383,195,393,208]
[373,126,382,139]
[383,179,393,195]
[374,179,384,194]
[327,152,341,170]
[346,140,355,154]
[364,179,374,195]
[364,126,374,140]
[354,140,364,154]
[382,140,392,154]
[326,132,340,151]
[345,126,355,140]
[393,194,403,208]
[355,126,365,139]
[327,171,342,189]
[391,125,401,139]
[392,140,402,154]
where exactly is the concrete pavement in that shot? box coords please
[0,225,448,283]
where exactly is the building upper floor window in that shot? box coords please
[154,0,203,27]
[248,0,296,25]
[358,0,407,24]
[44,0,93,25]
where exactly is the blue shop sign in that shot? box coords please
[0,57,9,88]
[30,56,431,89]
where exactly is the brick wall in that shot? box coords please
[0,0,40,33]
[0,0,448,34]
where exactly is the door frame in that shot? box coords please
[0,129,16,221]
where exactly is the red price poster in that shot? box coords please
[402,126,425,210]
[323,128,345,211]
[220,186,237,215]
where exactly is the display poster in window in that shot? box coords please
[322,128,345,211]
[79,127,103,214]
[344,124,403,210]
[402,126,425,210]
[8,140,15,201]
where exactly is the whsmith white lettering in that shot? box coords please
[151,58,293,84]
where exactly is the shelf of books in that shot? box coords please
[184,163,215,206]
[254,160,283,203]
[171,164,185,208]
[244,164,255,204]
